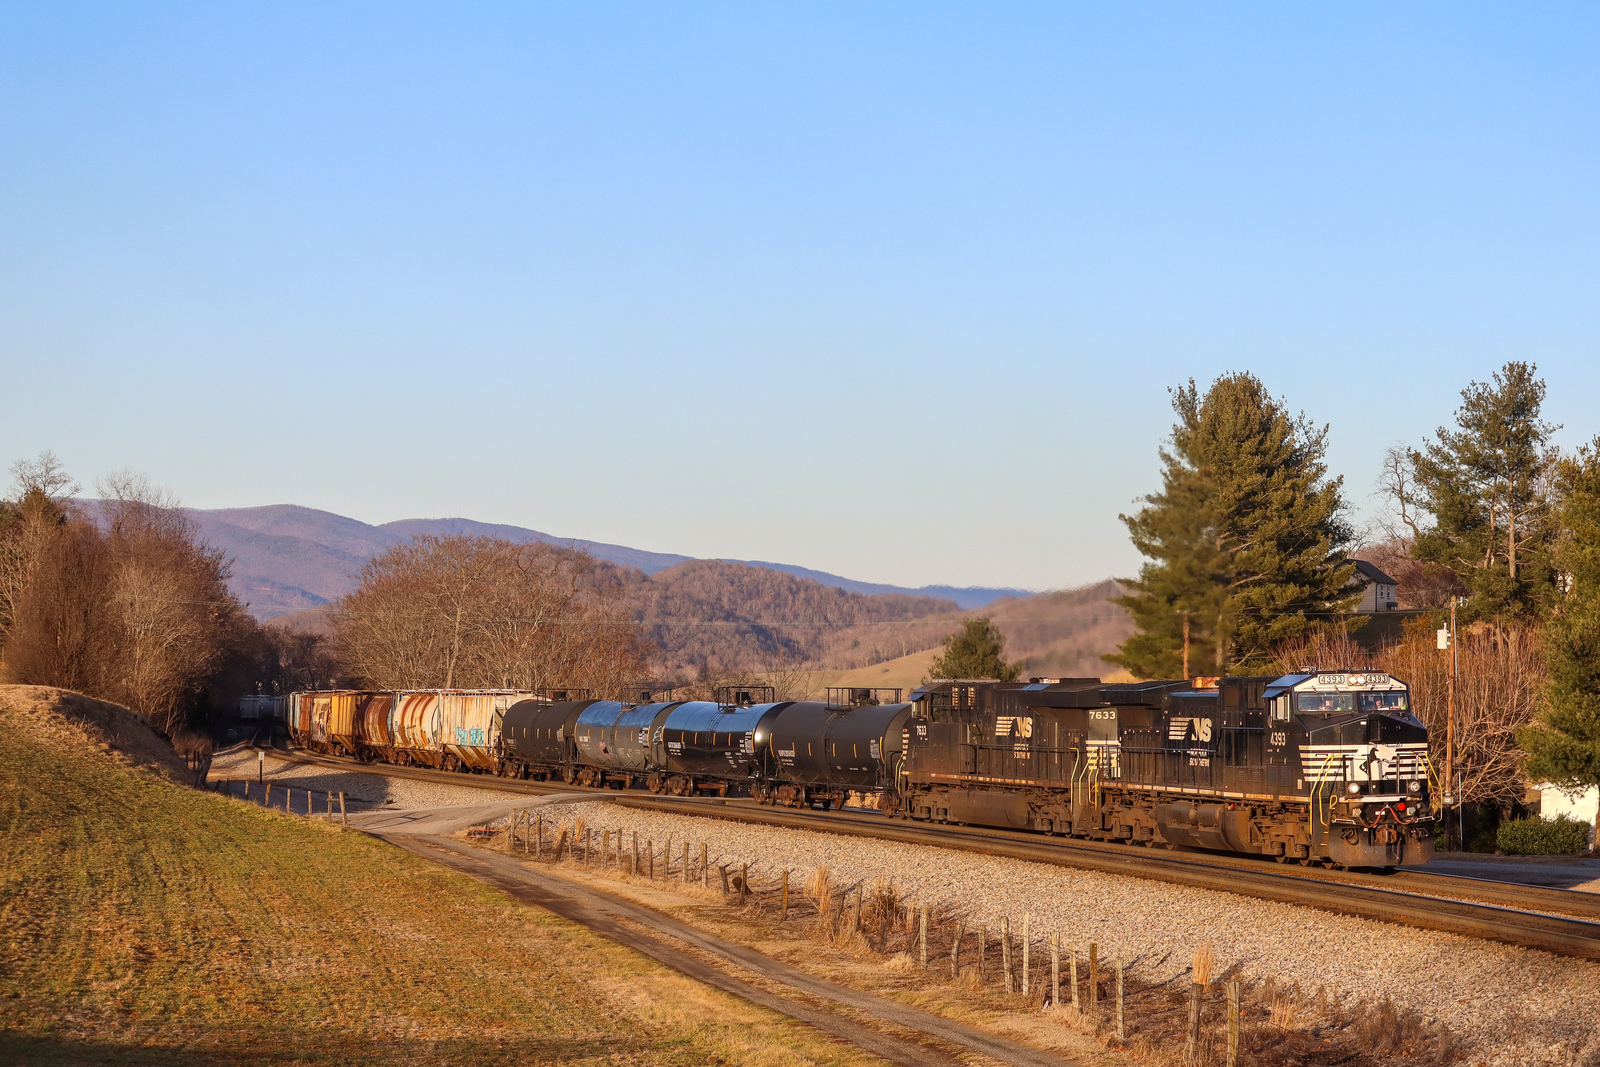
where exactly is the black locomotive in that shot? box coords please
[898,670,1434,868]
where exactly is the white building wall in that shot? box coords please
[1536,782,1600,826]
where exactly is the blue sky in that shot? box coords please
[3,4,1597,590]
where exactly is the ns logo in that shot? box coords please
[1167,716,1214,743]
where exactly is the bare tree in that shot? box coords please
[334,535,648,695]
[1380,620,1543,814]
[0,451,81,642]
[1365,445,1470,610]
[1372,444,1425,546]
[97,472,244,733]
[1,464,247,736]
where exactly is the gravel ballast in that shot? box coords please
[208,748,518,811]
[548,799,1599,1066]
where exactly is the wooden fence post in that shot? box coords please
[339,792,347,826]
[739,863,748,906]
[632,831,639,875]
[950,920,963,979]
[1022,912,1030,996]
[647,840,654,879]
[682,842,689,884]
[1089,943,1098,1014]
[665,836,672,878]
[853,887,862,933]
[1051,932,1060,1008]
[1116,958,1125,1041]
[1185,980,1202,1063]
[701,843,708,889]
[1002,917,1013,993]
[919,906,927,969]
[978,926,986,982]
[1070,946,1079,1011]
[782,870,790,920]
[1227,981,1241,1067]
[538,814,544,857]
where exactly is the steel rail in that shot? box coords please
[253,746,1600,957]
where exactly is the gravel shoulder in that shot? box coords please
[209,746,521,811]
[544,798,1598,1067]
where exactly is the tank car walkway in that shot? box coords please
[374,829,1080,1067]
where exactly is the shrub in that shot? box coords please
[1497,815,1591,855]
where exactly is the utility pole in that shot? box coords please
[1181,611,1191,680]
[1441,597,1459,847]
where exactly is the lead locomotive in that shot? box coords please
[898,670,1434,868]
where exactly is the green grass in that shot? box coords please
[0,703,887,1066]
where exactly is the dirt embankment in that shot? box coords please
[0,684,189,782]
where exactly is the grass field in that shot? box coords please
[0,686,889,1067]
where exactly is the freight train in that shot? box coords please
[285,668,1435,869]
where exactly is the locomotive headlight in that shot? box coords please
[1407,780,1421,794]
[1346,783,1362,795]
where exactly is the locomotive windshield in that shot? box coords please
[1297,692,1355,712]
[1358,691,1408,711]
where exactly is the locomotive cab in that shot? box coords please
[1267,671,1434,868]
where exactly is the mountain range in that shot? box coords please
[186,504,1031,621]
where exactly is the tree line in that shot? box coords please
[0,453,652,741]
[1109,362,1600,836]
[0,454,255,747]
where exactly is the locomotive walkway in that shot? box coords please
[376,828,1079,1067]
[270,745,1600,959]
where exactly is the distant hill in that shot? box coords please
[808,578,1134,676]
[185,504,1027,621]
[730,561,1028,610]
[624,559,961,675]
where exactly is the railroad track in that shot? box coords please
[253,746,1600,959]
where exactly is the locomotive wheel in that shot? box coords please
[562,767,577,784]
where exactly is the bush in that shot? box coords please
[1497,815,1591,855]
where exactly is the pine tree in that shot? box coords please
[1107,373,1356,679]
[1410,361,1558,621]
[1520,442,1600,827]
[927,617,1020,681]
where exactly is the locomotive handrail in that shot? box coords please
[1422,751,1440,798]
[1070,742,1090,807]
[1307,751,1341,836]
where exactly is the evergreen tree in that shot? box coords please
[1520,442,1600,822]
[928,617,1020,681]
[1410,361,1558,621]
[1107,373,1356,679]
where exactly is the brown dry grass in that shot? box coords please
[0,683,190,781]
[0,686,895,1067]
